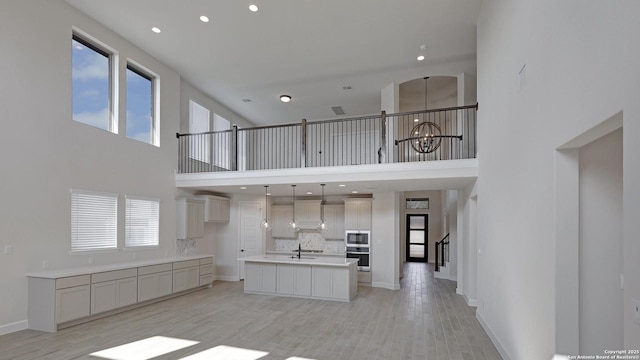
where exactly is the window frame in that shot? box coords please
[125,61,159,146]
[70,189,119,253]
[124,195,160,249]
[71,30,118,134]
[405,198,430,210]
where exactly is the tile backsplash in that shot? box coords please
[177,238,196,255]
[274,231,344,254]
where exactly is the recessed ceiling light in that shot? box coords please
[351,191,359,194]
[306,192,313,195]
[240,186,247,190]
[249,4,258,12]
[151,27,161,33]
[414,118,419,122]
[417,55,425,61]
[200,15,210,23]
[280,95,291,103]
[266,193,271,196]
[339,184,346,187]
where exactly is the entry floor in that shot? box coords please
[1,262,501,359]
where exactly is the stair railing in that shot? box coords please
[435,233,450,272]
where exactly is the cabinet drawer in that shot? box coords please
[91,268,138,283]
[56,275,90,290]
[199,274,212,286]
[173,259,200,270]
[138,263,173,276]
[199,257,213,265]
[199,264,213,276]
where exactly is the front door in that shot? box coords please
[239,201,263,279]
[406,214,428,262]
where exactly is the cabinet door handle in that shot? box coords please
[241,249,245,252]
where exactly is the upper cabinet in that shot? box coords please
[344,199,372,231]
[295,200,321,229]
[196,195,230,223]
[176,198,205,239]
[271,205,296,239]
[323,204,345,240]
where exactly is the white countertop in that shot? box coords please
[26,254,213,279]
[266,250,346,257]
[241,254,357,267]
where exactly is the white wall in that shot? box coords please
[477,1,640,358]
[371,192,400,290]
[443,190,458,279]
[578,128,623,353]
[0,0,182,333]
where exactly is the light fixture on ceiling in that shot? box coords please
[280,95,292,103]
[151,27,161,33]
[317,184,328,232]
[339,184,346,187]
[289,185,298,231]
[306,192,312,195]
[249,4,258,12]
[240,186,247,190]
[417,55,425,61]
[199,15,210,23]
[262,186,271,231]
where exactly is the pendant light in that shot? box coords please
[317,184,328,232]
[262,186,271,231]
[289,185,298,231]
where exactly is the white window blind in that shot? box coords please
[125,196,160,248]
[71,189,118,252]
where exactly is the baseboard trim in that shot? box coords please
[448,274,457,281]
[215,275,240,282]
[0,320,28,336]
[462,293,478,307]
[456,287,463,295]
[371,282,400,290]
[476,312,511,360]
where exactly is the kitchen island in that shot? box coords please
[241,255,358,302]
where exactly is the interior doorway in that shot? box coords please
[406,214,428,262]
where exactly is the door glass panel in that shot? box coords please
[410,231,425,244]
[410,245,424,258]
[409,216,425,229]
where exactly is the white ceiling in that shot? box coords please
[65,0,481,126]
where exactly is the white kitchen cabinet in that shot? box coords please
[323,204,345,239]
[138,263,173,302]
[344,199,372,231]
[197,195,230,223]
[176,198,205,239]
[90,268,138,315]
[199,257,213,286]
[271,205,296,238]
[173,259,200,292]
[295,200,321,229]
[312,266,351,300]
[55,275,91,324]
[244,262,277,293]
[277,264,311,296]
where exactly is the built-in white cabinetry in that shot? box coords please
[138,263,173,302]
[199,257,213,286]
[55,275,91,324]
[271,205,296,238]
[323,204,345,239]
[244,262,277,293]
[277,264,312,296]
[295,200,321,229]
[90,268,138,315]
[196,195,230,223]
[27,255,213,332]
[312,267,351,300]
[176,198,205,239]
[344,199,372,231]
[172,259,200,292]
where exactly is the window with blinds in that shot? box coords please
[71,189,118,252]
[125,196,160,248]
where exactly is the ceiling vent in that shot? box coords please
[331,106,346,116]
[242,99,252,102]
[342,86,353,90]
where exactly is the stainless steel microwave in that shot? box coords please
[345,230,370,247]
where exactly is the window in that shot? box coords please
[126,64,157,145]
[188,100,210,163]
[71,189,118,252]
[406,198,429,209]
[72,33,114,132]
[125,197,160,248]
[213,113,231,169]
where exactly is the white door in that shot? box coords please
[238,201,263,279]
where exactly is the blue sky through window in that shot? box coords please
[126,67,153,144]
[72,38,110,130]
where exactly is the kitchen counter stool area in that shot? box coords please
[241,255,358,302]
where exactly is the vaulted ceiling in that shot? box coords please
[66,0,481,125]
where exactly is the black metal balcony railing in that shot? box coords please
[176,104,477,174]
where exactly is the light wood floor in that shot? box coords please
[0,262,501,360]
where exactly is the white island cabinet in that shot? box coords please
[241,255,358,302]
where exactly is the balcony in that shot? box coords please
[176,105,478,191]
